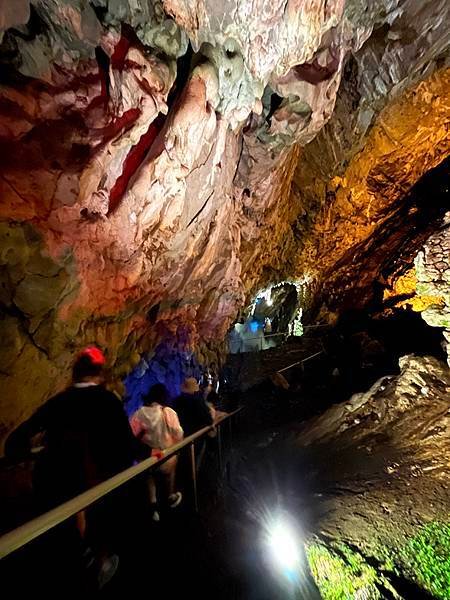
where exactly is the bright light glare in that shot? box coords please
[256,287,273,307]
[267,520,301,572]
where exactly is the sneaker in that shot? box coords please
[82,546,95,570]
[152,509,160,522]
[97,554,119,590]
[149,502,160,522]
[168,492,182,508]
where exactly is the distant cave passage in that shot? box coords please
[229,283,302,353]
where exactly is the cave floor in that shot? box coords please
[1,349,449,599]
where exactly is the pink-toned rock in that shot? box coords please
[0,0,448,450]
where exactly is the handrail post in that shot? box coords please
[217,425,223,473]
[226,417,234,489]
[190,442,198,513]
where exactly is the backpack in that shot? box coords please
[131,404,182,450]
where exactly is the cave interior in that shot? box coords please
[0,1,449,598]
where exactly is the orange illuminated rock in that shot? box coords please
[0,1,449,450]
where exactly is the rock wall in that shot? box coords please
[416,215,450,365]
[297,354,450,599]
[0,1,449,449]
[291,68,450,307]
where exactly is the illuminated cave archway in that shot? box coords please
[228,282,304,353]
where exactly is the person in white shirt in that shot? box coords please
[130,383,183,521]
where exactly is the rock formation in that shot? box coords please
[215,353,450,599]
[0,1,449,450]
[416,217,450,365]
[298,354,450,599]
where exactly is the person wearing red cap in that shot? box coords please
[5,346,136,588]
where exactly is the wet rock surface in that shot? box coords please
[217,354,450,599]
[0,2,449,449]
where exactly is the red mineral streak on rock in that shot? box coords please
[110,35,132,71]
[0,0,448,449]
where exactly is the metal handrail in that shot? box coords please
[240,324,329,342]
[241,325,329,345]
[0,408,242,560]
[277,350,323,374]
[241,332,286,341]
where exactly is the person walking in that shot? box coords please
[130,383,183,522]
[173,377,213,437]
[5,346,136,589]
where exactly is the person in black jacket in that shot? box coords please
[6,346,135,506]
[5,346,136,588]
[173,377,213,437]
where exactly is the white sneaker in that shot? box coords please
[152,509,160,522]
[168,492,182,508]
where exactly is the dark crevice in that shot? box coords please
[91,3,108,23]
[382,291,415,309]
[10,5,45,41]
[0,7,45,84]
[94,46,110,98]
[342,55,361,110]
[293,45,340,85]
[171,42,194,100]
[267,92,283,121]
[232,135,245,184]
[0,36,24,85]
[147,303,160,324]
[385,572,436,600]
[79,207,102,222]
[187,191,214,228]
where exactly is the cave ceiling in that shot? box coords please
[0,0,449,447]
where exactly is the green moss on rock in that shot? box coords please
[306,540,381,600]
[398,522,450,600]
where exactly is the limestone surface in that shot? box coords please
[0,1,449,449]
